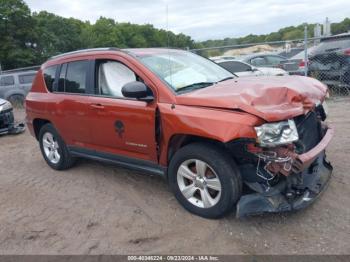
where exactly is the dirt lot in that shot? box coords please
[0,99,349,255]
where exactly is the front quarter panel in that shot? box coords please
[158,103,263,166]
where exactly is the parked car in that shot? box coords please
[278,48,304,59]
[289,46,319,76]
[0,67,38,106]
[26,48,333,218]
[0,98,25,135]
[308,33,350,91]
[239,53,303,75]
[213,59,288,77]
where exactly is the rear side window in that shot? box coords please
[58,63,67,92]
[250,57,266,66]
[65,61,88,94]
[43,66,58,92]
[19,74,35,84]
[316,39,350,53]
[265,56,285,66]
[0,75,15,86]
[219,61,251,73]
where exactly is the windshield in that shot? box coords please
[137,50,233,92]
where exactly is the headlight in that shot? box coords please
[322,101,328,116]
[254,120,299,147]
[0,101,12,112]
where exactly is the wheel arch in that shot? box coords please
[4,90,26,100]
[167,134,227,165]
[33,118,51,140]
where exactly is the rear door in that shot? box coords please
[87,58,158,163]
[48,60,93,147]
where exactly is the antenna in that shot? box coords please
[166,2,169,48]
[164,1,173,87]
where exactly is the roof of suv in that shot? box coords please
[48,47,185,62]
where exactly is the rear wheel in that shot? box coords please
[39,123,76,170]
[168,143,242,218]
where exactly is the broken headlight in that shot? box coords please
[0,101,12,112]
[254,120,299,147]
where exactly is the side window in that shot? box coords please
[43,66,57,92]
[58,63,67,92]
[65,61,88,94]
[250,57,266,66]
[19,74,35,84]
[97,60,136,98]
[265,56,285,66]
[0,75,15,86]
[219,61,251,73]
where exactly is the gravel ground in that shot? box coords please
[0,99,349,255]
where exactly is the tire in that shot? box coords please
[38,123,76,170]
[8,94,25,108]
[168,143,242,219]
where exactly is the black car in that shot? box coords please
[308,33,350,93]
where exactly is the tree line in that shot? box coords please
[198,18,350,56]
[1,0,350,70]
[0,0,196,70]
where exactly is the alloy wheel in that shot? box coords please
[42,132,61,164]
[177,159,222,208]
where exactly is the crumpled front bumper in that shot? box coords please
[236,125,334,218]
[0,109,25,135]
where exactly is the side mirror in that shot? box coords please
[121,81,154,102]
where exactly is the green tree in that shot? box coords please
[0,0,36,70]
[33,11,86,60]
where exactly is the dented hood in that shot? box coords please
[176,76,327,122]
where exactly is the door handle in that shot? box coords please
[90,103,105,109]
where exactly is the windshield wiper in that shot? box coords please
[177,82,215,93]
[218,76,235,82]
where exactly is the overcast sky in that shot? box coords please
[25,0,350,41]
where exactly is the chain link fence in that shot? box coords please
[191,34,350,97]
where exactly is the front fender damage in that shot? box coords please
[233,119,333,218]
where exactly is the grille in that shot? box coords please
[294,111,321,153]
[0,109,14,129]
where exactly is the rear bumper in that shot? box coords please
[236,125,333,218]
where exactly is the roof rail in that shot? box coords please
[49,47,120,60]
[0,65,40,74]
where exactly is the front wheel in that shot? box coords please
[168,143,242,219]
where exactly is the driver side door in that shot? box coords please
[87,58,158,163]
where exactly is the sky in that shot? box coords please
[25,0,350,41]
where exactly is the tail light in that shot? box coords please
[299,60,305,67]
[344,48,350,56]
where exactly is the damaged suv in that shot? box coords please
[26,48,333,218]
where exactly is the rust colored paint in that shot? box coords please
[26,48,328,169]
[176,75,327,122]
[157,104,262,166]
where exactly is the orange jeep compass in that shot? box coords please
[26,48,333,218]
